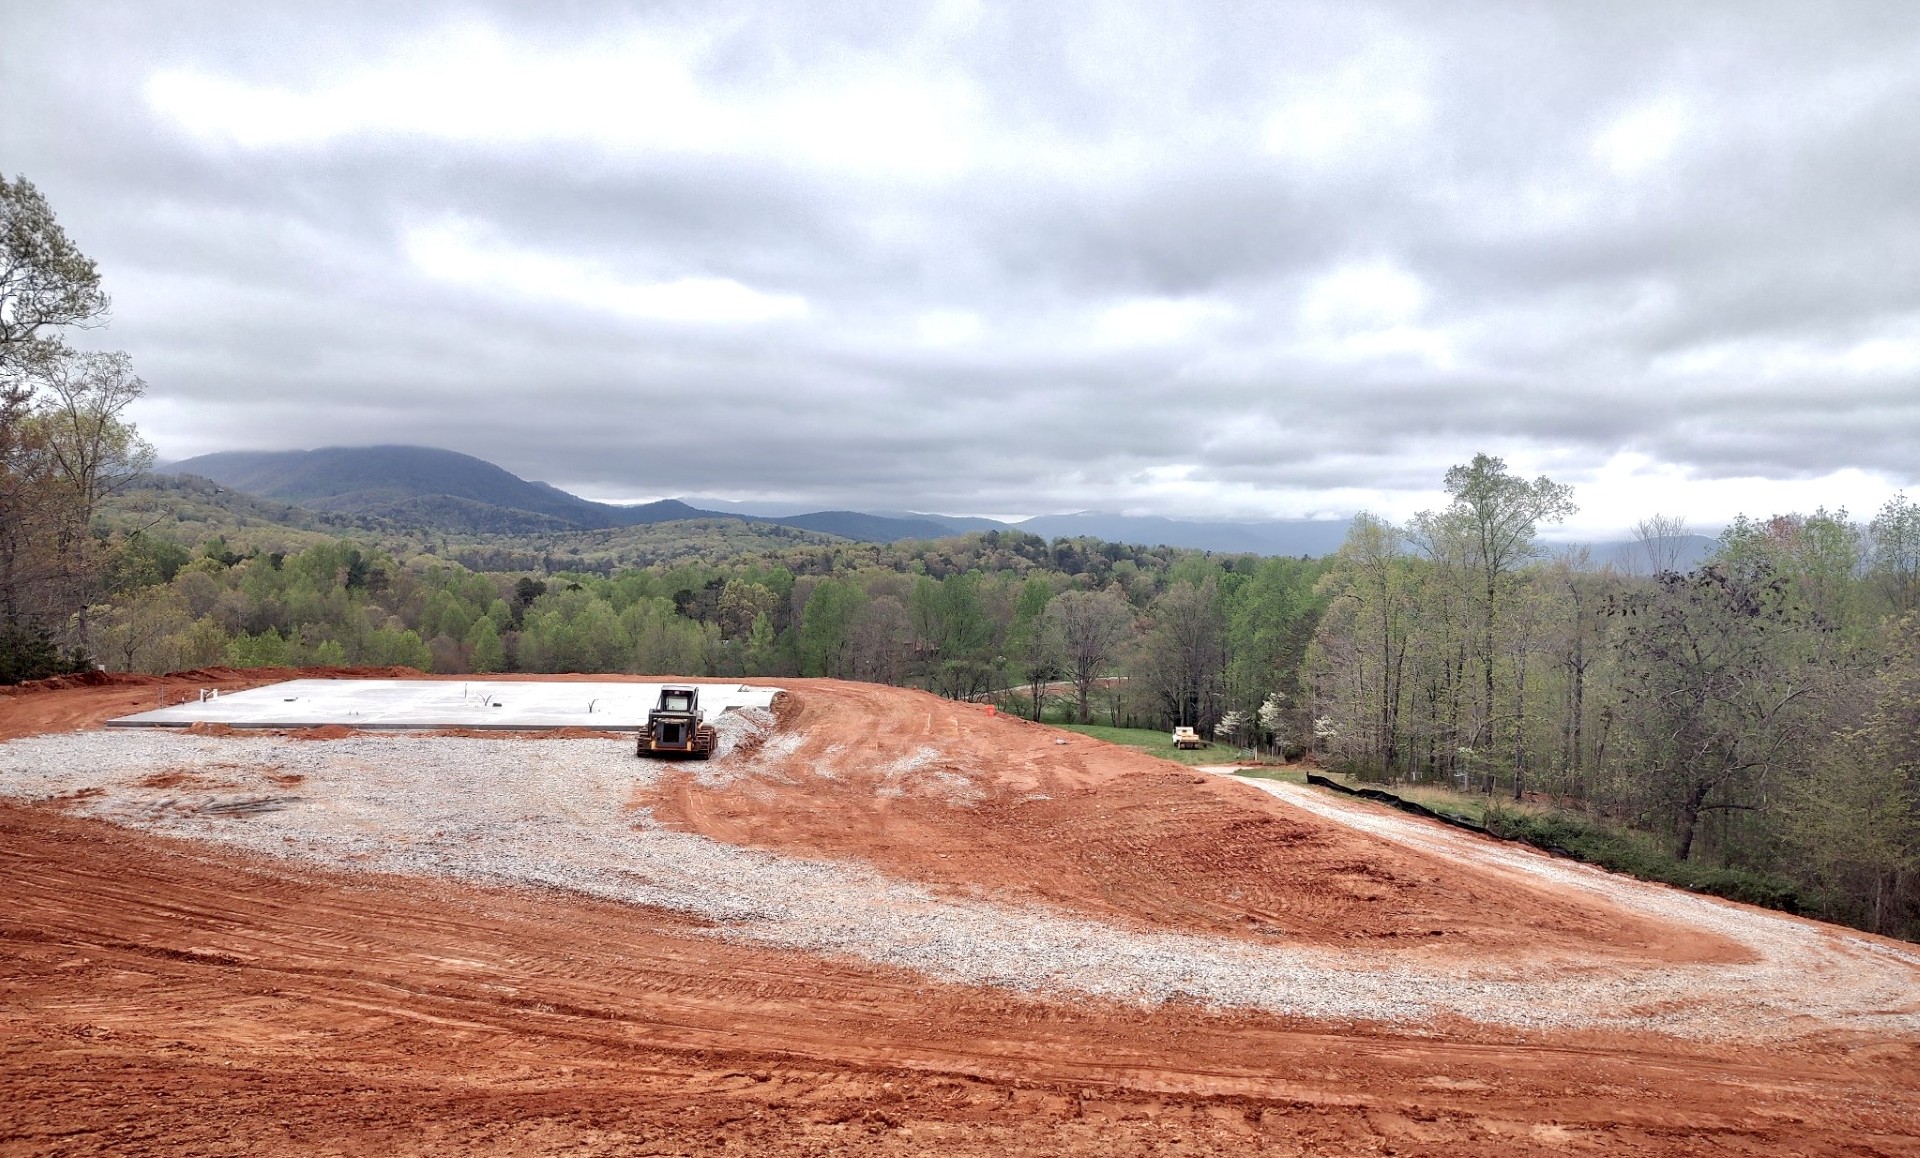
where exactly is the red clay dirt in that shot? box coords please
[647,680,1748,965]
[3,673,1919,1155]
[0,669,638,744]
[0,667,426,741]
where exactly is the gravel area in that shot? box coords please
[3,729,1917,1040]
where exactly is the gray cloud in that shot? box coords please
[4,0,1919,529]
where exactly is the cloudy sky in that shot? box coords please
[5,1,1918,534]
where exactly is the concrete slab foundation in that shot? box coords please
[105,679,780,731]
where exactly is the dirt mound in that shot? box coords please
[645,681,1745,964]
[0,668,161,694]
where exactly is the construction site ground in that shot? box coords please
[3,670,1919,1156]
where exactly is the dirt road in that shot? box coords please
[3,674,1918,1155]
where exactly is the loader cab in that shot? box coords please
[638,685,717,759]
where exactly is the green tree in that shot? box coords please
[715,578,778,641]
[308,638,348,666]
[1414,453,1575,767]
[90,586,191,672]
[799,578,863,678]
[1787,615,1920,935]
[1617,564,1831,861]
[466,615,506,673]
[226,630,294,668]
[1544,551,1616,800]
[33,349,152,529]
[1005,577,1057,720]
[933,572,994,699]
[0,181,137,675]
[1714,510,1865,634]
[420,588,476,642]
[358,626,431,670]
[519,590,626,673]
[1,175,109,373]
[622,596,713,675]
[741,611,780,676]
[1324,513,1413,777]
[1869,494,1920,616]
[1141,579,1225,730]
[0,624,87,682]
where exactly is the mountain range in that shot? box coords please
[163,445,1715,566]
[162,445,1356,554]
[164,447,952,541]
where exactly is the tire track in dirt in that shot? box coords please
[7,802,1920,1156]
[1215,771,1920,1039]
[0,729,1784,1032]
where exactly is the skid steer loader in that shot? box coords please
[636,685,718,759]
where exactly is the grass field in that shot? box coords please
[1052,723,1261,767]
[1289,771,1554,825]
[1231,766,1310,784]
[1051,723,1308,772]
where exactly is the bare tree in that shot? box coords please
[850,595,913,685]
[1632,512,1691,576]
[1868,493,1920,615]
[1140,579,1227,730]
[36,348,153,529]
[1044,589,1133,724]
[1333,512,1412,778]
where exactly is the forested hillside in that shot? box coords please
[73,521,1329,736]
[101,473,851,571]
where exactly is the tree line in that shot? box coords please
[1308,453,1920,938]
[75,526,1330,739]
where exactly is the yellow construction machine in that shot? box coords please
[636,685,718,759]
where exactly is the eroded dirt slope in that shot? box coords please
[648,680,1743,965]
